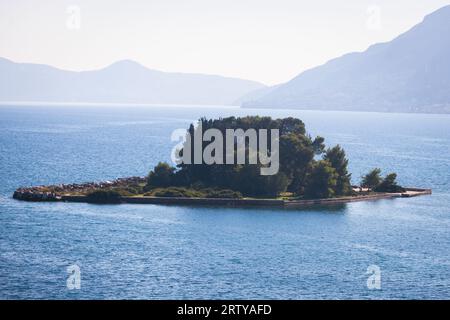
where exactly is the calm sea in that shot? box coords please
[0,105,449,299]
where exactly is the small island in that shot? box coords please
[13,116,431,207]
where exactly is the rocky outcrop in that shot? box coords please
[13,176,146,202]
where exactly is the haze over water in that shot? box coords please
[1,105,449,299]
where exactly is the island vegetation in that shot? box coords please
[141,116,403,200]
[14,116,420,205]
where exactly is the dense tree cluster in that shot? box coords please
[360,169,405,193]
[361,168,382,189]
[146,116,356,199]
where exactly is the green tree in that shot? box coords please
[279,133,315,193]
[374,173,405,193]
[164,116,358,198]
[361,168,382,189]
[312,136,325,155]
[304,160,338,199]
[264,172,290,197]
[176,116,322,196]
[323,145,352,196]
[147,162,176,188]
[231,165,289,197]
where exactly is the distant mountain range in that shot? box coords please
[0,58,266,106]
[241,5,450,113]
[2,6,450,113]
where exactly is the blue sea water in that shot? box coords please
[0,105,449,299]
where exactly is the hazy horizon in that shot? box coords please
[1,0,450,85]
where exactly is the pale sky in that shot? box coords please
[1,0,449,85]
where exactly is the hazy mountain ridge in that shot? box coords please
[241,5,450,113]
[0,58,266,106]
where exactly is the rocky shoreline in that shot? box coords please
[13,176,146,202]
[12,177,432,208]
